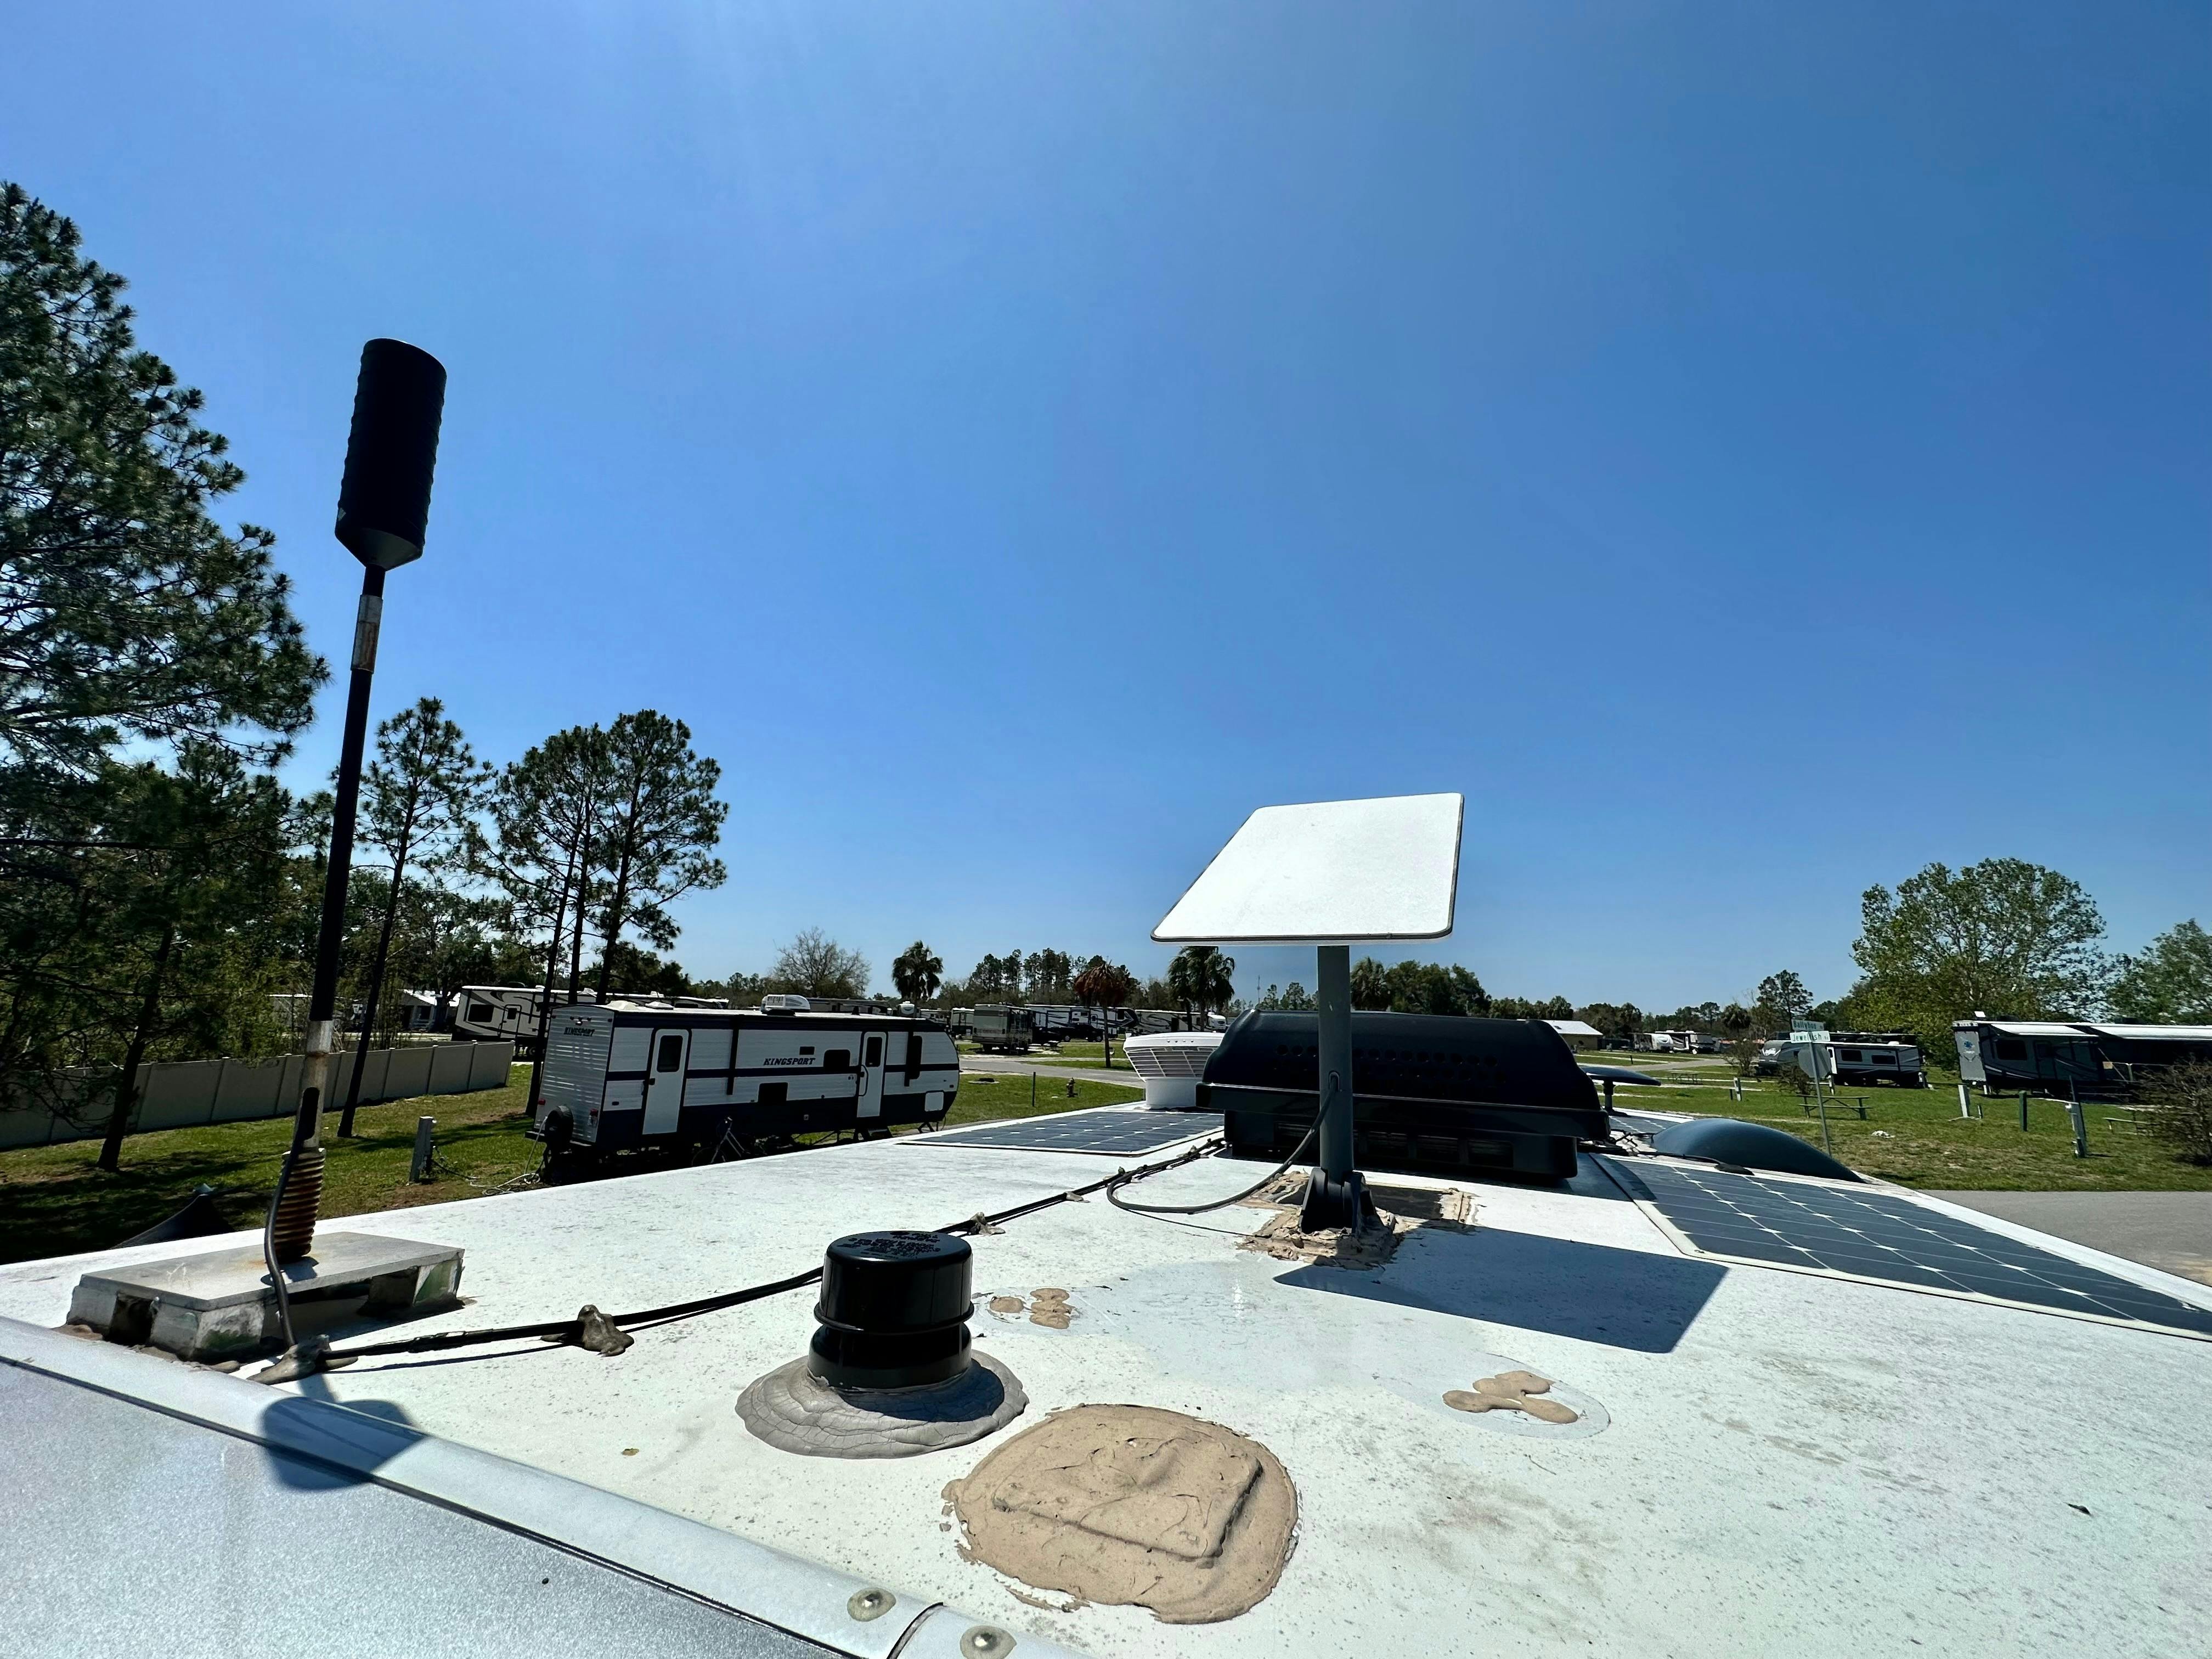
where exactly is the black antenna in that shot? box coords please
[268,340,447,1270]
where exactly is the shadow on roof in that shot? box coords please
[1282,1223,1726,1353]
[259,1384,425,1491]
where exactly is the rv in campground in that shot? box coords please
[534,998,958,1161]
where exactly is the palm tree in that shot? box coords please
[1167,946,1237,1021]
[1350,956,1390,1011]
[893,940,944,1003]
[1072,956,1138,1065]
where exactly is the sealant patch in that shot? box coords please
[944,1404,1297,1624]
[1446,1370,1577,1423]
[1233,1175,1475,1269]
[985,1288,1079,1329]
[736,1351,1026,1459]
[1442,1365,1609,1440]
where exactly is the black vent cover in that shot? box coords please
[808,1230,974,1390]
[1201,1012,1605,1180]
[1205,1012,1598,1109]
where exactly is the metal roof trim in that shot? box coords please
[0,1319,1071,1659]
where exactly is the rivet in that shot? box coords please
[961,1626,1016,1656]
[846,1587,896,1622]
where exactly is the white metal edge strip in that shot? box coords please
[1588,1156,2212,1345]
[0,1318,1086,1659]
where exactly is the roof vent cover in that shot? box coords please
[810,1231,973,1390]
[737,1230,1027,1458]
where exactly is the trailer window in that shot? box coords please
[468,1002,492,1022]
[656,1035,684,1071]
[823,1049,850,1070]
[865,1036,883,1066]
[1995,1040,2026,1059]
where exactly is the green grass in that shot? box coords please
[0,1066,1146,1267]
[1028,1041,1117,1063]
[934,1073,1142,1122]
[0,1067,546,1267]
[1641,1076,2212,1192]
[956,1039,1133,1069]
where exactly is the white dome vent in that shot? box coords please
[1120,1030,1224,1109]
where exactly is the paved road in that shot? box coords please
[1934,1190,2212,1287]
[958,1054,1142,1090]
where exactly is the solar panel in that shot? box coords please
[1602,1156,2212,1342]
[912,1108,1223,1156]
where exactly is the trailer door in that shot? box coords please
[643,1027,691,1136]
[856,1032,885,1119]
[600,1024,651,1133]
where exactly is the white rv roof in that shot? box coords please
[581,1002,922,1025]
[5,1122,2207,1658]
[1153,793,1463,943]
[2078,1023,2212,1041]
[1960,1020,2212,1042]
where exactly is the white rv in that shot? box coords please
[1767,1032,1927,1087]
[455,985,730,1050]
[453,985,599,1047]
[535,1000,959,1158]
[968,1004,1037,1053]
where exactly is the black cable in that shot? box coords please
[1105,1072,1340,1217]
[260,1154,299,1355]
[311,1133,1223,1364]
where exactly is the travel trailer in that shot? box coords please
[1955,1019,2212,1096]
[535,1000,958,1158]
[1769,1032,1927,1087]
[454,985,729,1052]
[967,1003,1037,1053]
[453,985,600,1048]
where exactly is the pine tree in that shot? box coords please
[0,182,321,778]
[590,711,727,998]
[336,698,490,1134]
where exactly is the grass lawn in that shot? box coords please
[0,1066,1146,1267]
[938,1072,1141,1120]
[956,1040,1126,1069]
[0,1067,547,1267]
[1637,1075,2212,1193]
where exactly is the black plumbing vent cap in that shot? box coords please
[808,1231,974,1391]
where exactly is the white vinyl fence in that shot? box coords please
[0,1041,517,1152]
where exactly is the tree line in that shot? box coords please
[0,182,728,1163]
[1244,861,2208,1073]
[745,868,2208,1056]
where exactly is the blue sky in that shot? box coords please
[8,3,2207,1009]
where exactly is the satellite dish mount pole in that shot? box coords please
[1151,794,1460,1238]
[1301,943,1376,1233]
